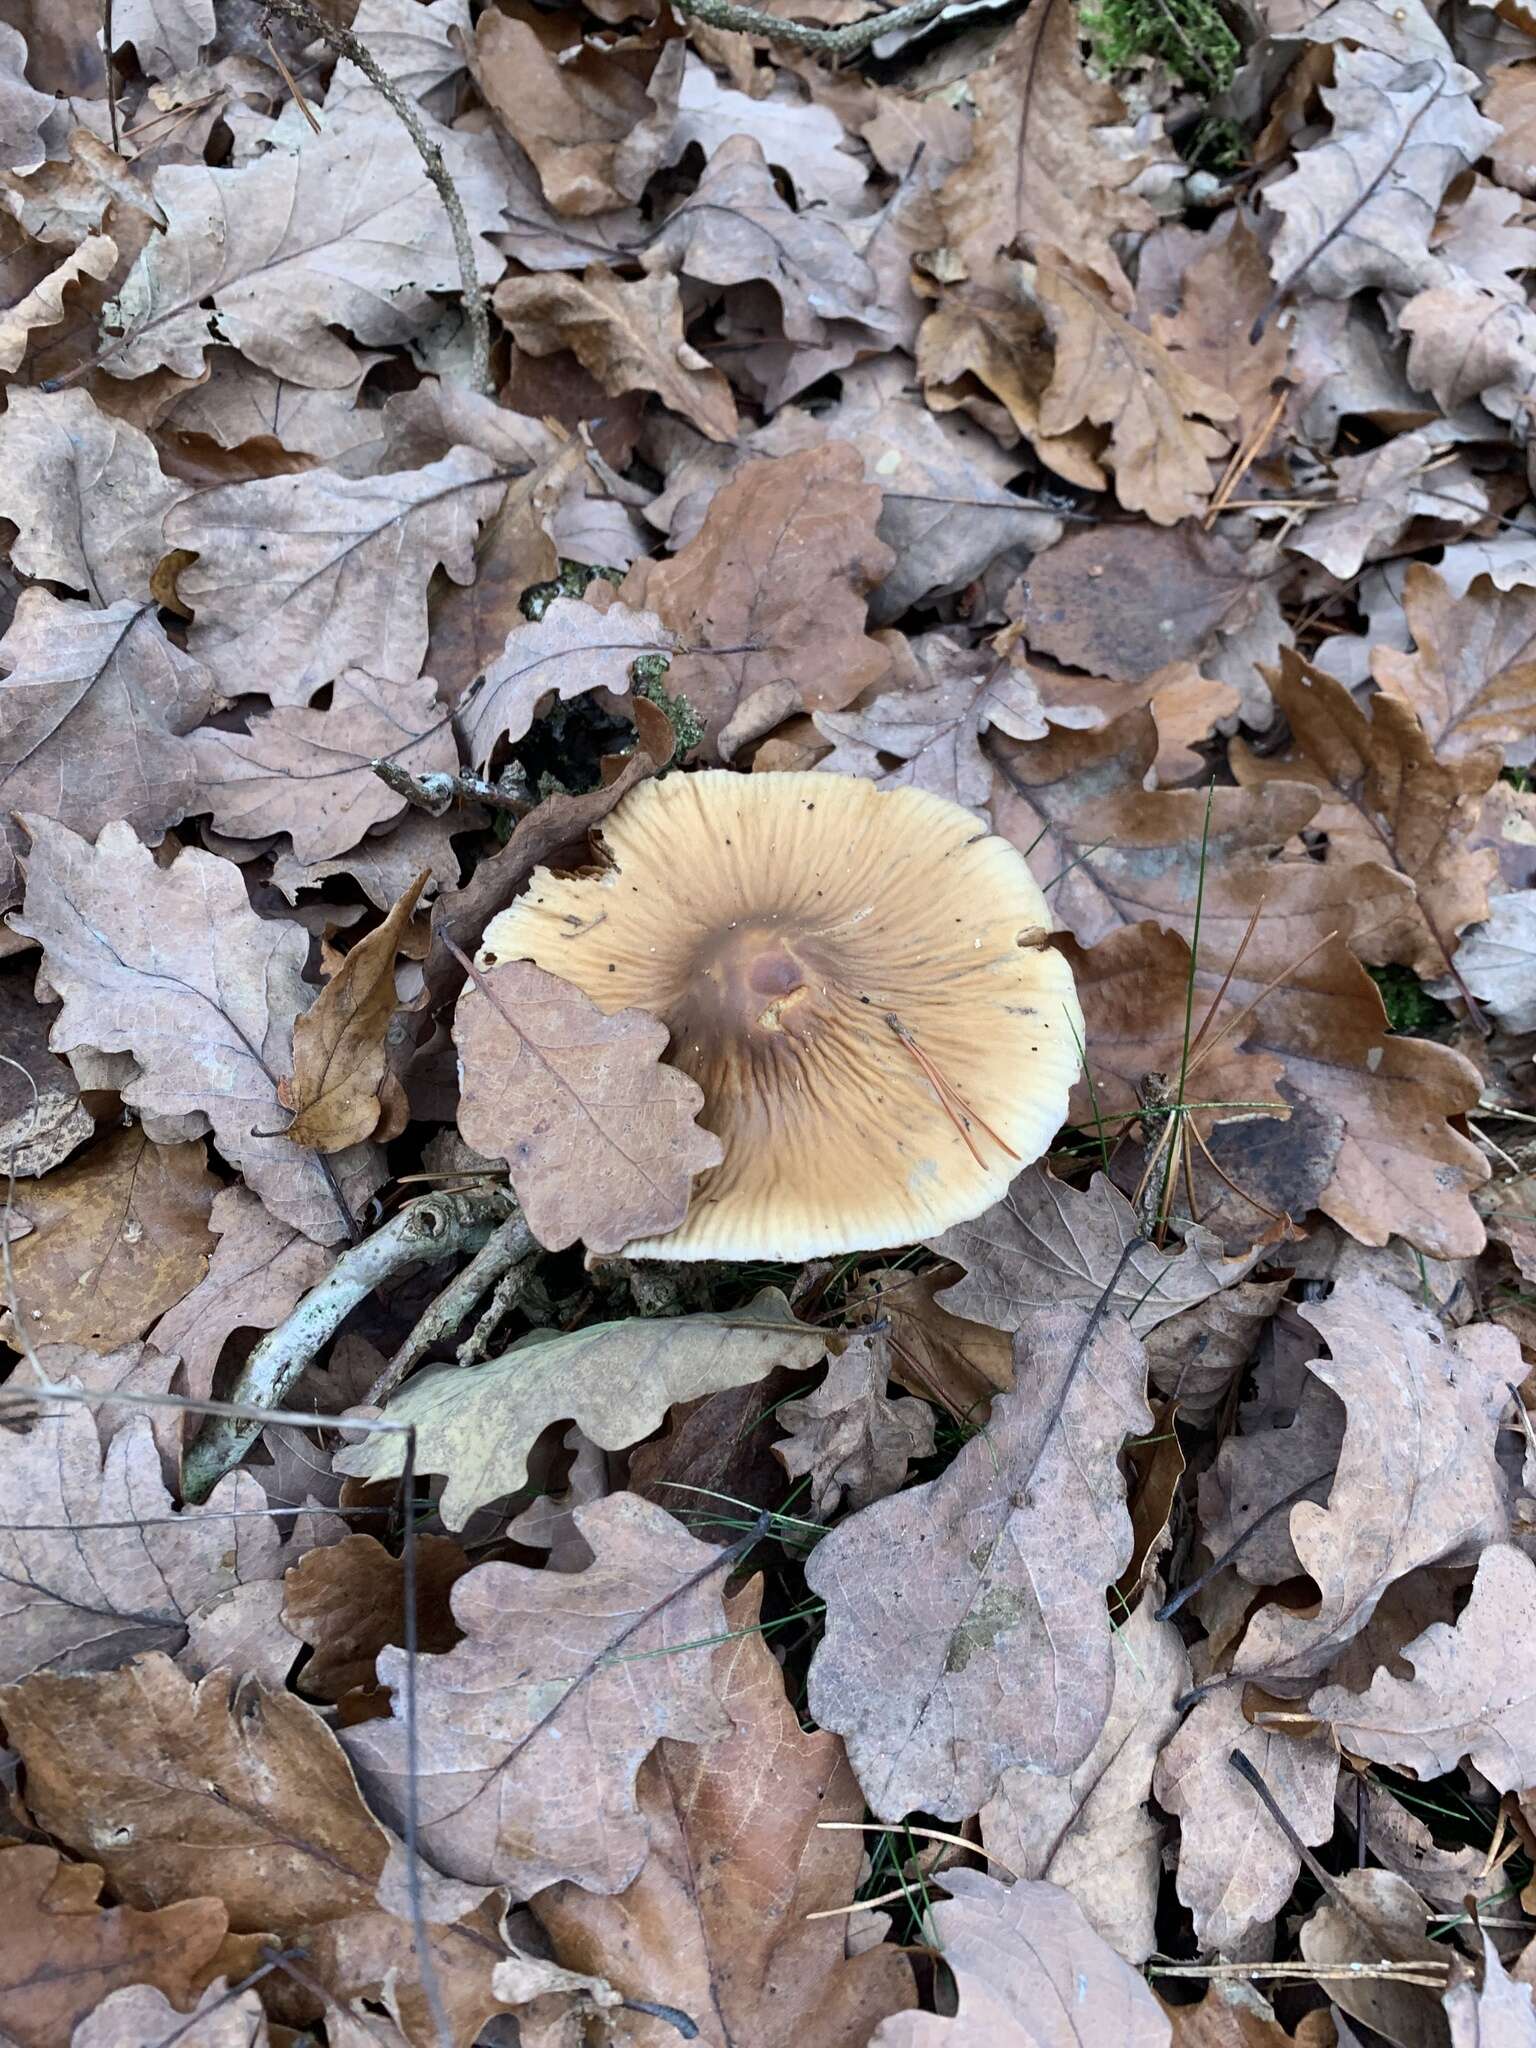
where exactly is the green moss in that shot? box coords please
[635,661,705,762]
[1369,964,1455,1038]
[519,558,624,623]
[1082,0,1240,93]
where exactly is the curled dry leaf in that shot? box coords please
[0,1124,216,1351]
[1036,264,1237,527]
[456,594,673,773]
[1309,1543,1536,1788]
[531,1579,918,2048]
[0,1843,232,2048]
[1152,1687,1339,1956]
[0,386,189,604]
[452,955,722,1255]
[1297,1869,1448,2048]
[620,444,894,759]
[0,1653,392,1930]
[342,1492,734,1893]
[0,590,212,909]
[981,1590,1190,1966]
[0,22,52,175]
[473,15,682,218]
[1443,1933,1536,2047]
[192,671,458,863]
[279,872,428,1155]
[0,229,118,376]
[850,1263,1013,1421]
[13,818,381,1243]
[867,1870,1171,2047]
[165,449,503,704]
[493,266,739,445]
[102,111,506,385]
[1233,1273,1515,1686]
[806,1296,1151,1821]
[281,1530,472,1714]
[335,1288,823,1528]
[0,1392,281,1683]
[931,1167,1260,1338]
[772,1332,937,1516]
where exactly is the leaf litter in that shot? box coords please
[3,0,1536,2041]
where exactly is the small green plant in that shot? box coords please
[1082,0,1240,94]
[634,658,705,761]
[1368,964,1455,1038]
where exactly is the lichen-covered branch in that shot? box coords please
[667,0,950,55]
[366,1207,537,1405]
[181,1184,518,1500]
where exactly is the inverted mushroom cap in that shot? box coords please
[479,771,1082,1261]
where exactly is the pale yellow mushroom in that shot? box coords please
[480,771,1082,1260]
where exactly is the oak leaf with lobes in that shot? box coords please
[453,954,723,1255]
[12,817,381,1243]
[342,1492,734,1894]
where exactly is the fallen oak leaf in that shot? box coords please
[805,1279,1152,1820]
[0,1125,217,1351]
[530,1577,917,2048]
[69,1979,273,2048]
[1297,1869,1451,2047]
[0,589,212,910]
[455,595,673,774]
[0,1844,234,2048]
[0,228,117,375]
[620,444,894,759]
[493,266,739,444]
[12,818,381,1244]
[279,871,429,1154]
[1372,564,1536,763]
[867,1870,1170,2046]
[165,448,505,705]
[335,1288,823,1528]
[1446,890,1536,1031]
[342,1492,737,1893]
[1309,1543,1536,1788]
[772,1331,937,1516]
[1035,263,1237,526]
[281,1530,472,1716]
[915,288,1105,490]
[0,22,52,174]
[191,671,459,863]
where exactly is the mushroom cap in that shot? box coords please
[479,771,1082,1260]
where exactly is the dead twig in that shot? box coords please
[250,0,494,394]
[365,1205,537,1405]
[665,0,951,57]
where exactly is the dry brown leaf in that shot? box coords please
[165,448,503,704]
[805,1294,1151,1820]
[494,266,739,444]
[627,1374,804,1543]
[0,1124,216,1351]
[620,444,894,758]
[280,872,427,1153]
[0,1843,232,2048]
[849,1263,1013,1421]
[812,635,1046,813]
[341,1492,734,1892]
[1372,564,1536,762]
[1262,47,1495,304]
[530,1579,917,2048]
[642,133,876,344]
[1451,892,1536,1032]
[934,0,1159,307]
[1309,1542,1536,1787]
[931,1167,1260,1338]
[1152,216,1292,447]
[1288,428,1488,585]
[102,111,506,384]
[426,437,588,704]
[0,590,212,909]
[1297,1869,1448,2048]
[772,1331,937,1516]
[192,671,458,861]
[474,15,682,217]
[335,1288,823,1527]
[981,1592,1190,1966]
[0,981,94,1177]
[0,23,51,175]
[1237,648,1500,981]
[1444,1932,1536,2046]
[0,1653,391,1928]
[0,386,189,604]
[1036,264,1237,526]
[455,595,672,773]
[70,1978,272,2048]
[452,955,722,1255]
[0,229,117,375]
[989,709,1491,1256]
[14,817,381,1243]
[148,1183,331,1405]
[915,288,1104,489]
[282,1530,471,1715]
[1152,1687,1339,1954]
[866,1870,1171,2046]
[0,1388,282,1682]
[1232,1274,1515,1685]
[1198,1359,1344,1590]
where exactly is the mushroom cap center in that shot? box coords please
[687,919,820,1035]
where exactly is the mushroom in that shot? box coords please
[479,770,1082,1260]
